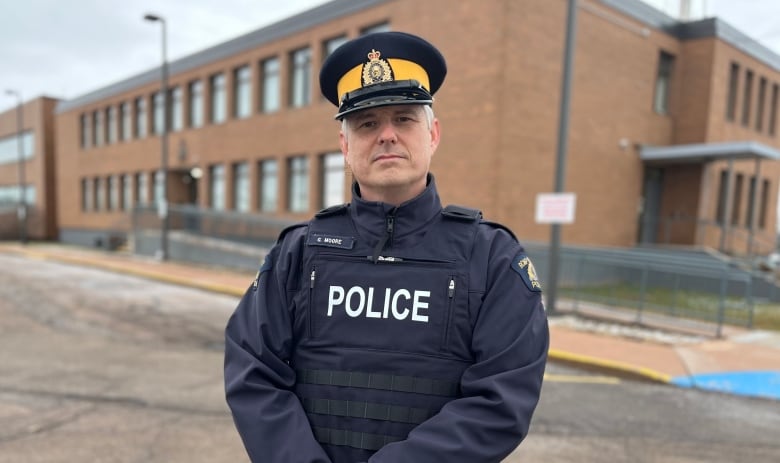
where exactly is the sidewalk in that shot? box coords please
[2,241,779,401]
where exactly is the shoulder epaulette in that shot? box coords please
[315,203,349,217]
[480,219,518,241]
[442,204,482,221]
[277,222,308,243]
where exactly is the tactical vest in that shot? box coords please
[290,204,484,462]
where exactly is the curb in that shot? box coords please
[548,349,673,384]
[0,247,246,298]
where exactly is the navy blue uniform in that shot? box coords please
[224,177,548,462]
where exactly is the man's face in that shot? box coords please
[339,105,440,204]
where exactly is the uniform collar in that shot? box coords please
[349,174,442,241]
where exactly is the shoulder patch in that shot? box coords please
[252,253,274,291]
[511,253,542,292]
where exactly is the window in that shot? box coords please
[770,84,779,136]
[106,106,117,144]
[715,170,728,225]
[136,172,149,205]
[122,173,133,211]
[80,114,89,148]
[0,131,34,165]
[731,174,743,225]
[120,102,131,141]
[361,22,390,34]
[726,62,739,121]
[154,170,165,207]
[81,178,90,211]
[741,70,753,127]
[171,86,183,132]
[135,97,147,138]
[233,162,250,212]
[321,152,345,208]
[210,164,226,210]
[95,177,105,211]
[290,47,312,108]
[323,35,348,60]
[153,91,165,135]
[108,175,119,211]
[234,65,251,119]
[93,110,103,146]
[288,156,309,212]
[653,51,674,115]
[746,176,757,227]
[260,57,280,113]
[756,77,767,131]
[210,73,226,123]
[759,179,770,228]
[189,80,204,128]
[258,159,278,212]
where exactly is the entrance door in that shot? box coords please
[638,167,664,244]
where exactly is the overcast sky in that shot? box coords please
[2,0,780,113]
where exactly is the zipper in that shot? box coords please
[371,211,396,263]
[442,276,456,350]
[308,267,316,337]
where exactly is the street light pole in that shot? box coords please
[144,13,169,261]
[4,89,27,245]
[547,0,578,314]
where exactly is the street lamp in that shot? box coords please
[4,89,27,245]
[546,0,578,314]
[144,13,169,260]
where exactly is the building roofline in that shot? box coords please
[599,0,780,71]
[56,0,390,114]
[640,141,780,164]
[56,0,780,114]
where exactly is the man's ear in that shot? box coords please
[339,130,349,158]
[430,118,441,153]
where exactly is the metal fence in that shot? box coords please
[130,204,296,270]
[526,246,756,337]
[125,205,770,337]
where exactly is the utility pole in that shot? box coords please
[547,0,578,314]
[144,13,170,260]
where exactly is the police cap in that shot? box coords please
[319,31,447,120]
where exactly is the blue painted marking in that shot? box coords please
[671,371,780,400]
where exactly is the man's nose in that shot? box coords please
[378,121,397,144]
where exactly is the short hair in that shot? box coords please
[341,105,435,135]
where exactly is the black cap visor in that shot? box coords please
[335,79,433,120]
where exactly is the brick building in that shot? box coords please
[52,0,780,257]
[0,96,59,241]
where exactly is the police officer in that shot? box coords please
[224,31,548,463]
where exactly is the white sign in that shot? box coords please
[535,193,576,224]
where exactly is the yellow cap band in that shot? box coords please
[336,58,430,104]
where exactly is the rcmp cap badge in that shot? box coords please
[362,49,394,85]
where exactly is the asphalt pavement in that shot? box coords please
[2,241,778,401]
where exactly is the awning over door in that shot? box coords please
[640,141,780,164]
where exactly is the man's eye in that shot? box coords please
[359,121,377,128]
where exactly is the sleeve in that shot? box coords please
[224,233,332,463]
[368,229,549,463]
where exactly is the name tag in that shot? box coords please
[308,233,355,249]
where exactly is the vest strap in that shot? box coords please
[313,426,402,451]
[303,398,434,424]
[296,368,459,397]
